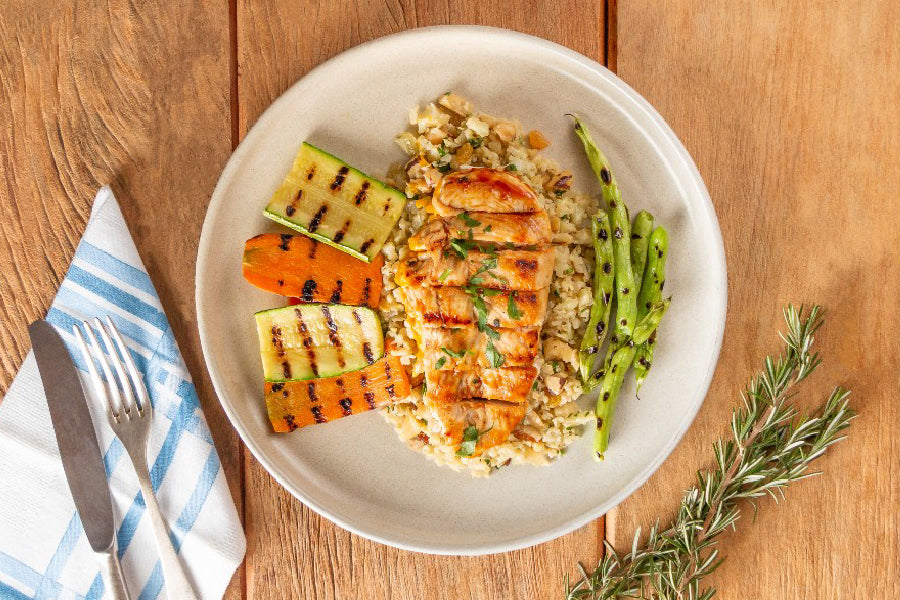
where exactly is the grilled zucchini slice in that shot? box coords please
[265,142,406,262]
[255,303,384,382]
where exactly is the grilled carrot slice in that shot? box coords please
[265,352,410,432]
[243,233,384,308]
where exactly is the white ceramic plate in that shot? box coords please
[197,26,726,555]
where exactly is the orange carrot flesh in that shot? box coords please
[265,353,410,432]
[243,233,384,308]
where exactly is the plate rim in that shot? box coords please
[196,24,727,555]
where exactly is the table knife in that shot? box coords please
[28,320,132,600]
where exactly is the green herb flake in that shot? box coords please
[438,268,452,282]
[440,346,467,359]
[484,224,493,232]
[507,292,523,320]
[456,426,480,457]
[485,338,505,367]
[505,163,518,172]
[465,286,490,331]
[449,237,475,259]
[470,136,484,149]
[468,257,498,286]
[435,356,447,369]
[460,212,481,227]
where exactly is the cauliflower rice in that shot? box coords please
[378,93,598,476]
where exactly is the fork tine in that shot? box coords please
[82,320,126,417]
[104,316,150,416]
[93,318,137,417]
[73,324,119,420]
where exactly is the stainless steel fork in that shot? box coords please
[74,317,199,600]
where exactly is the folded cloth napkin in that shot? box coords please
[0,187,245,600]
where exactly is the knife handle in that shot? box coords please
[97,547,132,600]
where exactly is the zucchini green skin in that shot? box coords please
[264,142,407,263]
[255,303,384,382]
[263,210,370,262]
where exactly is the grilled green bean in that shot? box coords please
[571,116,638,339]
[579,212,615,383]
[593,299,670,460]
[630,211,654,290]
[634,227,669,393]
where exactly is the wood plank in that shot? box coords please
[0,3,243,598]
[236,2,606,597]
[610,2,899,598]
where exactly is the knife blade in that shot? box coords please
[28,319,115,553]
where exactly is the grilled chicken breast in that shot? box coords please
[433,168,542,216]
[401,285,549,328]
[399,167,555,455]
[408,211,552,251]
[397,247,555,290]
[420,324,540,370]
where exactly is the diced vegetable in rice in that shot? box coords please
[379,94,598,477]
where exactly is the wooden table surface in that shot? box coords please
[2,1,897,598]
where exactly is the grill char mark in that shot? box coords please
[354,181,370,206]
[321,306,346,368]
[330,166,350,191]
[330,280,343,303]
[294,308,319,377]
[308,205,328,233]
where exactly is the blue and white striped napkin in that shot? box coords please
[0,187,245,600]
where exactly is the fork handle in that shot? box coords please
[96,547,131,600]
[131,460,200,600]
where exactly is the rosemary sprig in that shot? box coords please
[565,305,854,600]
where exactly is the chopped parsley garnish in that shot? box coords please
[484,224,493,232]
[470,136,484,149]
[468,257,498,285]
[505,163,518,172]
[465,286,490,330]
[460,212,481,227]
[554,189,565,197]
[464,285,507,367]
[485,337,505,367]
[488,271,509,283]
[456,425,492,457]
[440,346,467,359]
[481,288,502,296]
[507,292,523,320]
[438,268,452,282]
[449,237,476,259]
[437,142,448,157]
[437,163,452,174]
[434,356,447,369]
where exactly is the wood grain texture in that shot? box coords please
[610,1,899,598]
[236,1,606,598]
[0,2,243,598]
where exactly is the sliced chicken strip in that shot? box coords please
[431,399,527,457]
[408,211,552,251]
[425,367,538,405]
[421,324,540,371]
[433,168,542,216]
[402,285,549,328]
[396,247,555,291]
